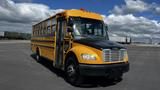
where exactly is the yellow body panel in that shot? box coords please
[31,36,55,61]
[32,37,55,41]
[68,43,128,64]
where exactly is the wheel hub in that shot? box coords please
[36,55,39,60]
[67,65,75,77]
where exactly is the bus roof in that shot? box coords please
[33,9,103,26]
[64,9,103,20]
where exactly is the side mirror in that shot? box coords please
[105,25,108,31]
[67,26,73,32]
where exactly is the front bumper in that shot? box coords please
[79,62,129,76]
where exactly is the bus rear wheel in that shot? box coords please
[65,56,84,86]
[35,50,41,62]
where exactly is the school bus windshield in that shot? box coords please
[69,17,109,40]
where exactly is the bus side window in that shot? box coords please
[39,25,41,36]
[36,26,38,36]
[32,26,35,36]
[35,26,37,36]
[47,20,51,35]
[51,18,56,36]
[41,22,44,36]
[44,21,47,35]
[47,26,50,35]
[51,25,56,36]
[38,25,41,36]
[37,26,39,36]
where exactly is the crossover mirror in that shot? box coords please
[105,25,109,31]
[67,26,73,32]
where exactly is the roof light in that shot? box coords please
[80,8,85,11]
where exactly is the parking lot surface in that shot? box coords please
[0,42,160,90]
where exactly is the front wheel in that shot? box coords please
[65,56,84,86]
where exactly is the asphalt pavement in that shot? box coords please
[0,41,160,90]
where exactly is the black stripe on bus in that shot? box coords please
[31,44,55,49]
[31,40,55,42]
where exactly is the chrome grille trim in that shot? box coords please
[102,49,111,62]
[103,49,126,62]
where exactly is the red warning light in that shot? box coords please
[80,8,85,11]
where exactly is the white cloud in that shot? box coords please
[0,0,64,23]
[13,0,32,3]
[110,5,124,15]
[108,0,160,43]
[103,14,160,38]
[110,0,160,15]
[0,0,64,32]
[0,21,32,33]
[155,7,160,15]
[0,0,159,43]
[125,0,149,12]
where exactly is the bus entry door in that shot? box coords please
[55,18,65,68]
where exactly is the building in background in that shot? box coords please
[109,36,132,44]
[0,31,4,38]
[0,31,31,40]
[132,38,152,44]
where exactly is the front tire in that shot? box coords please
[65,56,84,86]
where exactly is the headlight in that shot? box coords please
[81,54,96,60]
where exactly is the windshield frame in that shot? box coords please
[68,17,109,40]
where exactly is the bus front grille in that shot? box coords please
[103,49,126,62]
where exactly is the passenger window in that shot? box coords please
[51,25,56,36]
[52,18,56,25]
[47,20,50,27]
[47,26,50,34]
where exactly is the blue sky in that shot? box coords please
[0,0,160,43]
[12,0,124,14]
[32,0,124,14]
[13,0,160,21]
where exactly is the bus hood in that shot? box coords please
[74,38,125,50]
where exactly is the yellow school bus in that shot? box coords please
[31,9,129,85]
